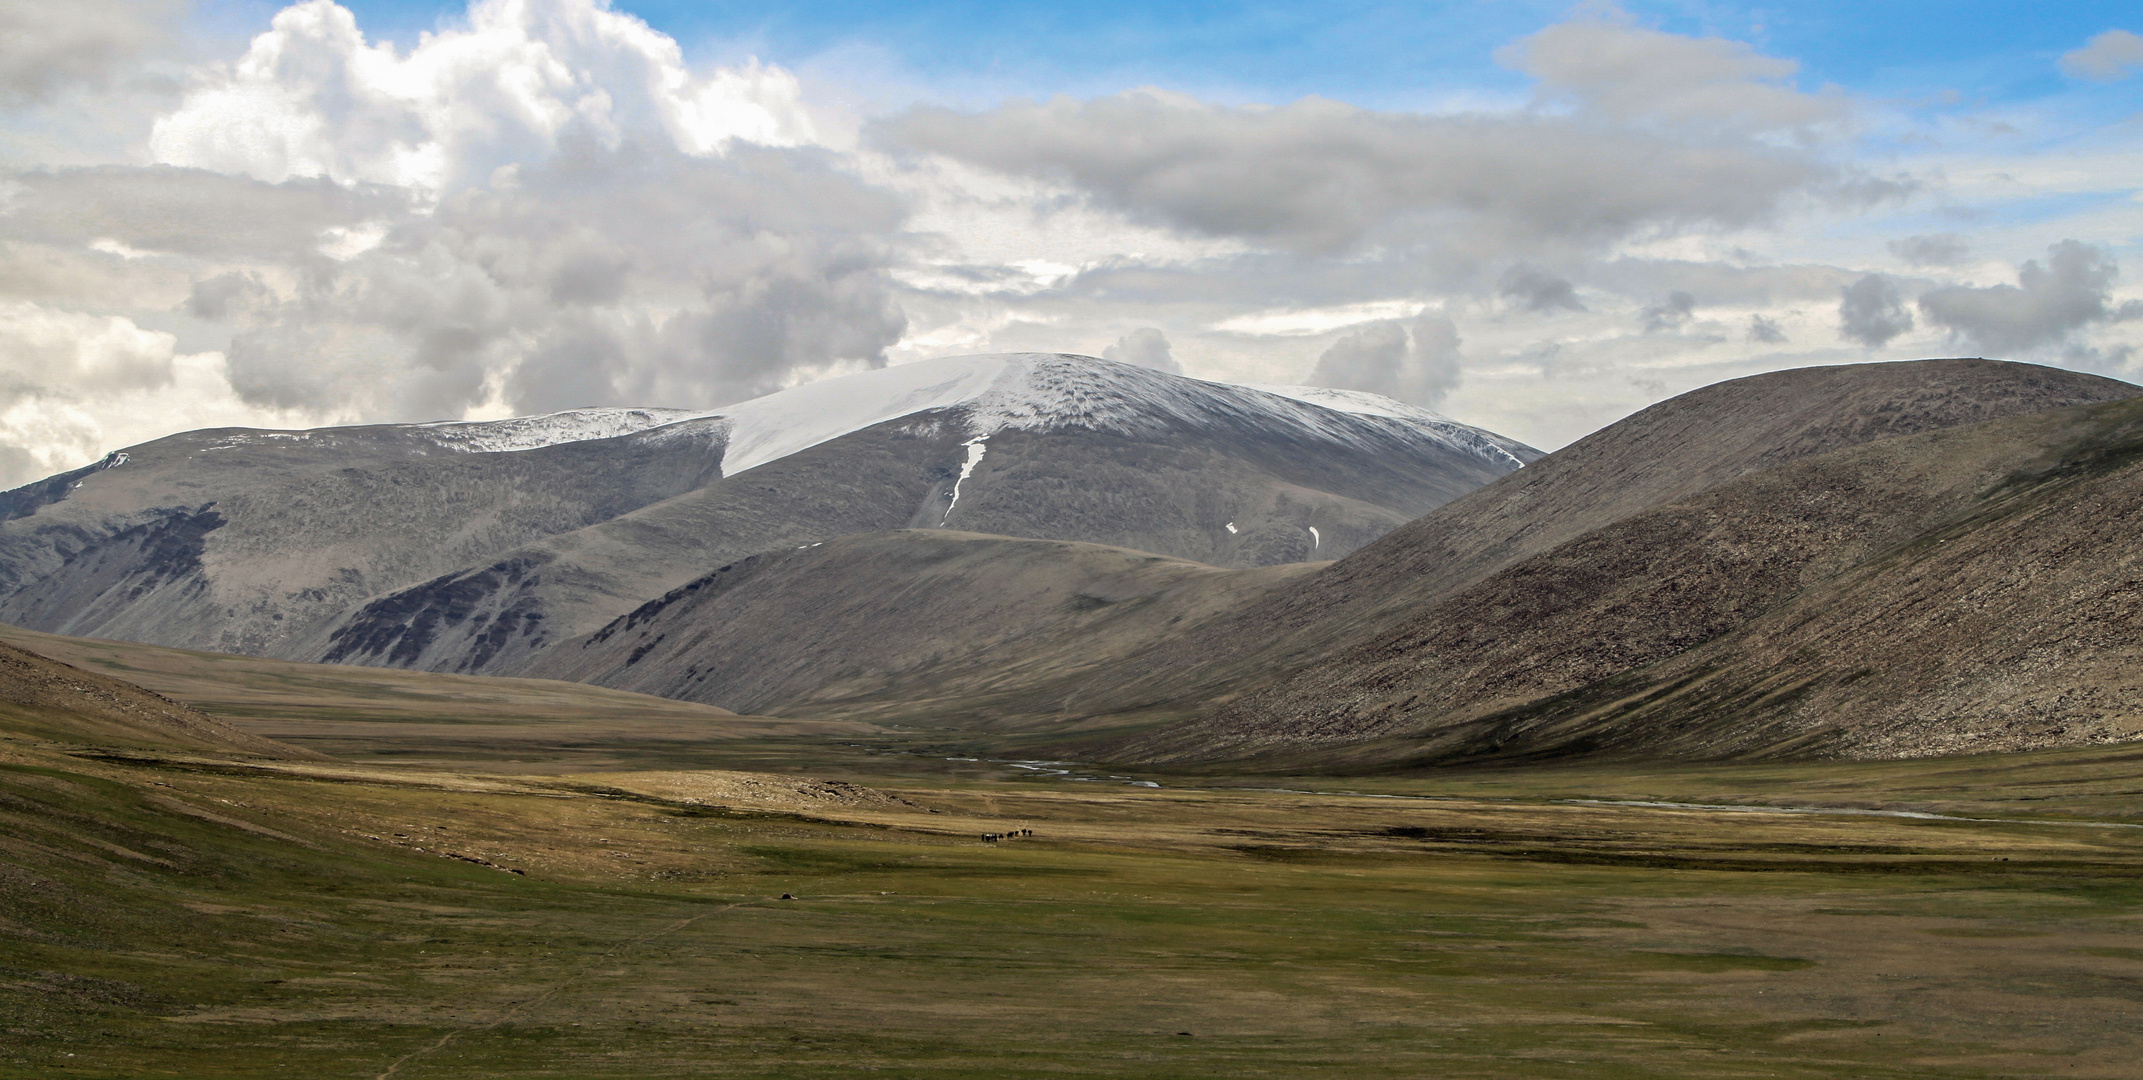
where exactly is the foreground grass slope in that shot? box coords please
[4,637,2143,1078]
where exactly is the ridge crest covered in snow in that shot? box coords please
[147,353,1530,474]
[707,353,1531,474]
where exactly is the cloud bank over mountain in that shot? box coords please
[0,0,2136,486]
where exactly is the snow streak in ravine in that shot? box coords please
[942,436,989,524]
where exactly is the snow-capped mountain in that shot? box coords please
[699,354,1532,474]
[0,353,1536,674]
[397,354,1531,475]
[552,358,2143,764]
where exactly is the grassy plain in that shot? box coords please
[4,631,2142,1078]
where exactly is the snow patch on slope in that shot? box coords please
[1248,384,1528,468]
[941,436,989,524]
[1248,385,1453,423]
[421,407,706,453]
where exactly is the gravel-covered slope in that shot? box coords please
[534,529,1317,722]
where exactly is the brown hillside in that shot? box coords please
[1125,391,2143,766]
[0,640,318,758]
[1063,358,2142,723]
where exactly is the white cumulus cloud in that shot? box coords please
[1307,313,1462,407]
[149,0,817,193]
[1919,241,2143,359]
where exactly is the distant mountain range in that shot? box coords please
[0,353,1534,677]
[526,358,2143,768]
[13,352,2143,769]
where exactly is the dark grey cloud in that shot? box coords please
[1101,327,1179,374]
[1589,256,1853,304]
[1888,233,1970,267]
[1838,273,1913,348]
[1918,240,2142,358]
[2063,342,2136,376]
[0,443,40,489]
[0,0,178,105]
[1641,290,1696,332]
[1748,313,1788,343]
[874,90,1877,258]
[185,271,275,321]
[1307,314,1461,407]
[0,165,406,261]
[1498,263,1585,312]
[2061,29,2143,82]
[1499,16,1845,137]
[217,138,910,419]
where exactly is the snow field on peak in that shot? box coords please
[714,355,1014,475]
[169,353,1524,475]
[714,353,1530,476]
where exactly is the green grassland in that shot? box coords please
[4,631,2143,1078]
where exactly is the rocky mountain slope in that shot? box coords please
[0,354,1533,673]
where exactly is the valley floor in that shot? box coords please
[7,713,2143,1079]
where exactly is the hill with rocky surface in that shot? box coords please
[311,354,1534,676]
[1051,359,2143,729]
[0,410,728,660]
[1113,362,2143,765]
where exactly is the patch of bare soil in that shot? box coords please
[565,769,923,812]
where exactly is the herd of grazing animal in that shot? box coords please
[781,829,1035,899]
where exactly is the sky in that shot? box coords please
[0,0,2138,485]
